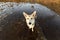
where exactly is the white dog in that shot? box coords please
[23,11,36,31]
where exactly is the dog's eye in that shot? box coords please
[31,18,33,19]
[27,18,29,19]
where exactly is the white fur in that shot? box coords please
[23,11,36,31]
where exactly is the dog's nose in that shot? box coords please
[29,22,31,25]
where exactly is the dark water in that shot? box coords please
[0,3,60,40]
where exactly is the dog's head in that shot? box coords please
[23,11,36,31]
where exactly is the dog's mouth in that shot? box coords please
[26,22,35,32]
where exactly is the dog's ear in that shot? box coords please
[32,11,36,17]
[23,12,28,17]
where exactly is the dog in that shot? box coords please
[23,11,36,31]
